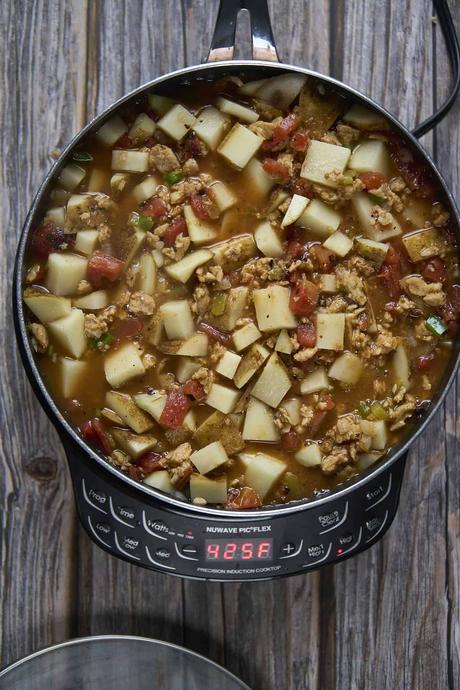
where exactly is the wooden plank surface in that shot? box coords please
[0,1,459,689]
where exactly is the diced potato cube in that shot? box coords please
[111,429,157,458]
[253,285,297,332]
[267,189,290,213]
[279,398,301,426]
[300,367,330,394]
[275,329,293,354]
[354,237,389,267]
[216,96,259,123]
[238,77,268,96]
[255,73,307,109]
[157,104,197,141]
[401,227,445,262]
[351,192,402,241]
[24,292,71,323]
[343,104,388,130]
[73,290,109,310]
[106,391,153,434]
[176,357,201,383]
[60,357,88,398]
[144,470,174,494]
[300,140,351,187]
[349,140,390,176]
[251,352,291,408]
[244,453,287,499]
[243,397,280,442]
[48,308,87,359]
[57,164,86,191]
[254,221,284,257]
[233,343,270,388]
[136,252,157,295]
[87,168,108,193]
[134,391,166,422]
[329,352,363,384]
[295,442,322,467]
[209,286,248,332]
[192,106,230,149]
[183,204,217,244]
[164,249,212,283]
[152,249,164,268]
[96,115,128,146]
[194,411,244,455]
[190,475,227,503]
[128,113,156,144]
[299,199,341,237]
[160,300,195,340]
[356,451,384,471]
[122,229,146,267]
[233,321,262,351]
[46,252,88,296]
[316,313,345,350]
[148,93,176,116]
[112,149,149,173]
[391,344,410,389]
[281,194,309,227]
[217,123,263,169]
[206,383,240,414]
[132,176,159,203]
[191,440,229,475]
[360,419,388,450]
[75,229,99,256]
[104,341,145,388]
[242,158,275,198]
[323,231,353,257]
[45,206,66,225]
[215,350,242,379]
[210,236,256,272]
[208,180,237,212]
[318,274,337,293]
[177,332,208,357]
[110,172,130,196]
[402,198,431,227]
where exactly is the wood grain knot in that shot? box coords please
[24,456,58,482]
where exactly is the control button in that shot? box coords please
[114,532,141,561]
[365,474,392,511]
[145,545,176,571]
[336,527,362,556]
[95,521,112,537]
[364,510,389,543]
[317,501,349,534]
[279,540,304,559]
[339,532,353,546]
[303,542,332,568]
[175,542,198,561]
[181,544,198,556]
[155,547,171,560]
[109,497,137,528]
[87,515,111,548]
[366,516,383,533]
[142,511,168,540]
[82,479,108,514]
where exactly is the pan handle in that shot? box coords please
[206,0,279,63]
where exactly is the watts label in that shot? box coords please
[206,525,272,534]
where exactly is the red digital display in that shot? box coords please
[205,538,273,561]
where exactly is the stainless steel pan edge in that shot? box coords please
[13,1,460,520]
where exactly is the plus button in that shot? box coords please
[282,543,296,555]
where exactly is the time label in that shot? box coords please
[205,538,273,562]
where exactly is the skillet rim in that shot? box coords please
[13,59,460,519]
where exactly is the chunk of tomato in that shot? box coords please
[280,431,301,452]
[310,244,336,272]
[163,216,187,247]
[358,171,386,190]
[297,321,317,348]
[159,389,192,429]
[290,129,310,153]
[289,279,319,316]
[182,379,206,402]
[262,158,290,184]
[30,221,71,259]
[190,193,209,220]
[136,451,165,474]
[87,251,124,288]
[81,418,112,455]
[143,196,167,218]
[116,132,134,149]
[227,487,262,510]
[378,245,402,299]
[422,257,448,284]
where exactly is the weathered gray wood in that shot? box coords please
[1,2,460,689]
[0,0,89,665]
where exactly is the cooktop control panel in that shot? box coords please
[67,447,405,581]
